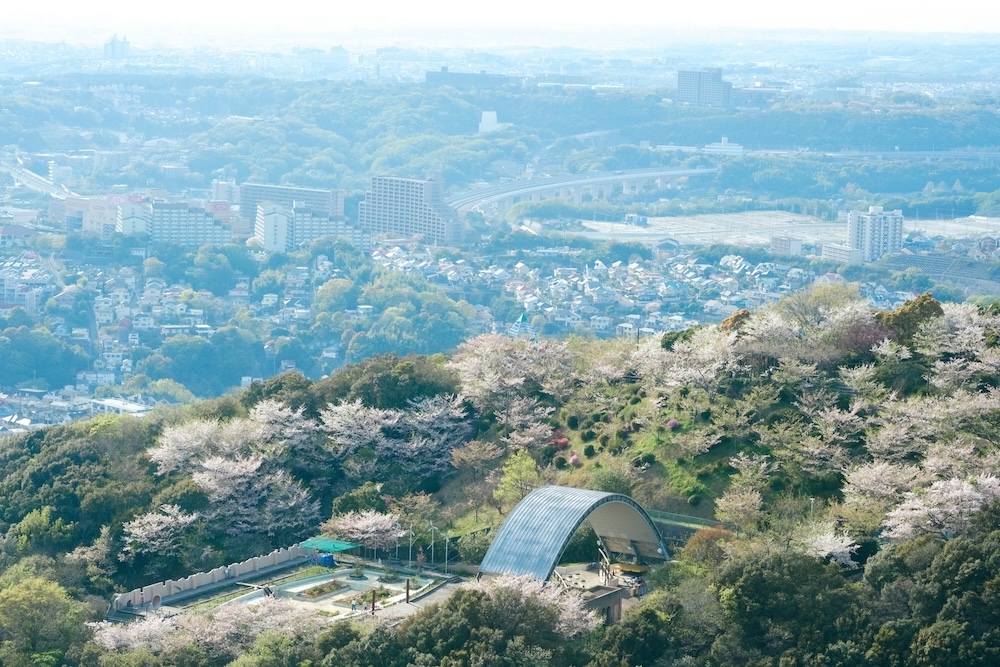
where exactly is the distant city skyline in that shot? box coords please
[3,0,999,48]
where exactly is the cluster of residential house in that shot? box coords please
[373,244,923,338]
[0,240,932,432]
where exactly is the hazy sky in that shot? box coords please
[3,0,998,47]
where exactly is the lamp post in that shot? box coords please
[429,521,437,567]
[445,531,451,575]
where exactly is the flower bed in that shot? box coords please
[299,579,347,598]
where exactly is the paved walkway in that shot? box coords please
[355,580,464,625]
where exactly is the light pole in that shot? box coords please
[429,521,437,567]
[445,531,451,575]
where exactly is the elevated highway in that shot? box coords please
[0,161,79,200]
[446,167,717,215]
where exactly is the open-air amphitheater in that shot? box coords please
[108,487,717,625]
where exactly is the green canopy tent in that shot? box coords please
[299,537,361,566]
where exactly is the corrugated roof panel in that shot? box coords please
[478,485,666,580]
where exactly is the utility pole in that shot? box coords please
[445,531,450,575]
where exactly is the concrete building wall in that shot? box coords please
[240,183,345,219]
[149,202,232,247]
[111,545,312,610]
[358,176,462,244]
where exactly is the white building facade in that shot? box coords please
[848,206,904,262]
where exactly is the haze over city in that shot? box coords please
[4,0,999,47]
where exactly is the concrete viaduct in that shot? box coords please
[446,167,717,216]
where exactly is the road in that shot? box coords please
[0,162,79,200]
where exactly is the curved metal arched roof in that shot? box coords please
[478,485,667,581]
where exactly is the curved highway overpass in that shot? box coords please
[446,167,717,214]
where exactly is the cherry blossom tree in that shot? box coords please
[323,510,403,552]
[927,358,984,394]
[842,461,925,508]
[147,420,220,475]
[402,394,474,477]
[794,521,859,568]
[734,310,802,370]
[451,440,504,480]
[192,456,319,545]
[715,488,763,534]
[838,363,892,411]
[91,597,326,661]
[883,475,1000,541]
[448,334,577,415]
[654,326,741,400]
[673,428,722,459]
[320,400,396,460]
[120,504,198,563]
[872,337,912,363]
[728,452,775,492]
[499,397,555,451]
[248,399,324,464]
[922,438,982,479]
[462,573,599,639]
[321,395,472,483]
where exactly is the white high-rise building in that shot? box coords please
[255,204,291,253]
[357,176,462,244]
[240,183,344,220]
[117,202,232,247]
[848,206,904,262]
[253,203,370,252]
[116,203,150,236]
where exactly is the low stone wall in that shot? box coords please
[112,545,310,611]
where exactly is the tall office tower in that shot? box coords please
[677,68,732,107]
[239,183,345,220]
[357,176,463,245]
[254,203,370,252]
[147,202,232,247]
[848,205,904,262]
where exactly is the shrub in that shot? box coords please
[584,444,596,458]
[554,456,568,469]
[632,453,656,468]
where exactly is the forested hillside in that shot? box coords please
[2,286,1000,665]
